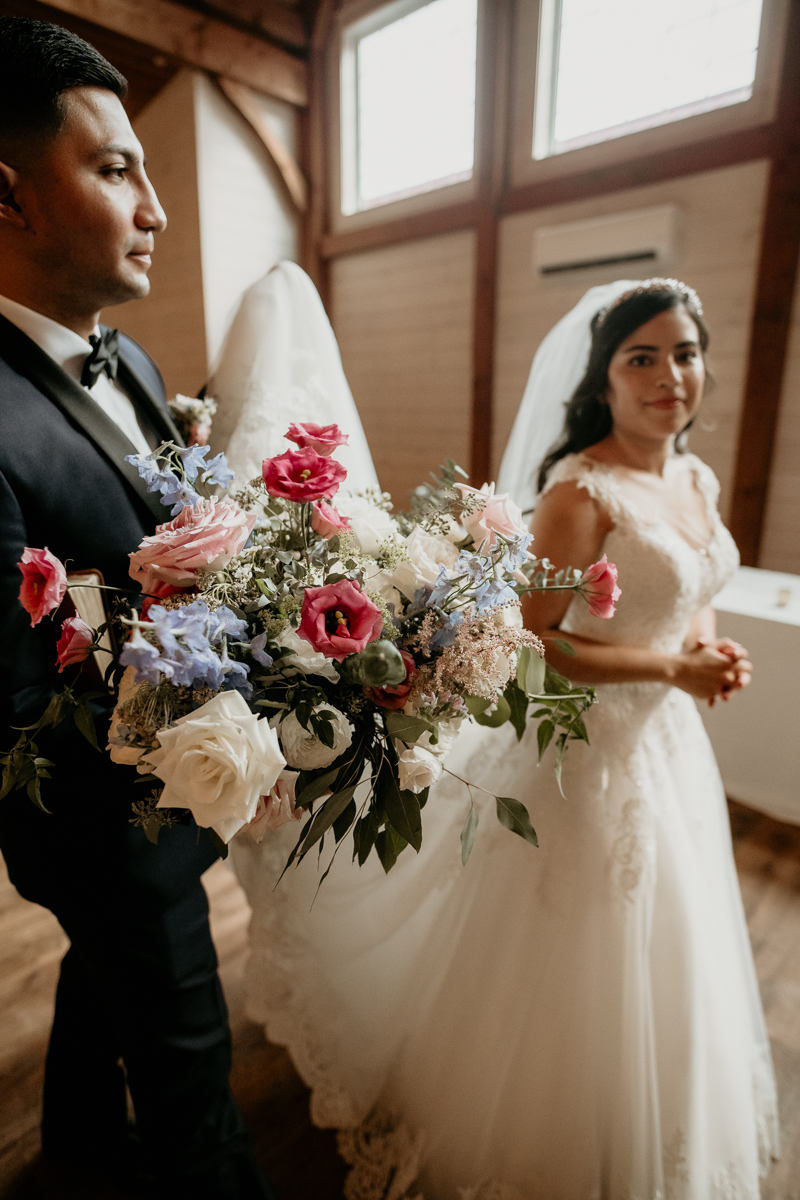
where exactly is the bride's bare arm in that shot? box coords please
[520,483,750,700]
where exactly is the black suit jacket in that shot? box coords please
[0,312,183,736]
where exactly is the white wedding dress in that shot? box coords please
[232,449,779,1200]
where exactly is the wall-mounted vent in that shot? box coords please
[533,204,679,277]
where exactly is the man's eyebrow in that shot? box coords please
[94,144,142,165]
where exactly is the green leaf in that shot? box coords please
[570,715,589,744]
[553,733,568,798]
[537,719,555,760]
[296,766,339,808]
[495,795,538,847]
[333,797,357,843]
[380,770,422,852]
[384,711,433,745]
[553,638,577,657]
[303,785,358,852]
[73,702,100,751]
[463,694,491,717]
[353,807,381,866]
[504,680,529,742]
[375,826,407,873]
[461,802,479,865]
[471,695,511,728]
[26,773,51,814]
[516,645,546,696]
[143,818,161,845]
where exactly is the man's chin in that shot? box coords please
[103,273,151,309]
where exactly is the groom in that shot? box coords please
[0,17,276,1199]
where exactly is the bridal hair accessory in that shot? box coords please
[5,427,619,876]
[593,278,704,329]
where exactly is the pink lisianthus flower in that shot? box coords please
[299,579,384,661]
[286,422,349,457]
[262,447,347,503]
[455,483,529,548]
[55,616,94,672]
[18,546,68,627]
[364,650,417,710]
[128,497,255,594]
[311,499,351,540]
[243,770,303,843]
[580,555,621,619]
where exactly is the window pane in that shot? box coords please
[548,0,763,155]
[355,0,478,209]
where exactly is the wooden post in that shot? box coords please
[728,0,800,565]
[301,0,335,312]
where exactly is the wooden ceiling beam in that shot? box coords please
[182,0,307,52]
[40,0,307,105]
[217,75,308,210]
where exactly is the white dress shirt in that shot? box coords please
[0,294,152,456]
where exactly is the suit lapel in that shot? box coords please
[115,348,184,448]
[0,313,167,522]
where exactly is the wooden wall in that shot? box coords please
[331,230,475,505]
[760,265,800,574]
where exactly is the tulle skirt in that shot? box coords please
[232,681,779,1199]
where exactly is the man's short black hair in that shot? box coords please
[0,16,127,161]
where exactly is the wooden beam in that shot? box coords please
[216,76,308,211]
[302,0,335,307]
[40,0,307,105]
[320,200,482,260]
[729,2,800,566]
[504,124,778,216]
[188,0,308,52]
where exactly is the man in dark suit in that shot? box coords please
[0,18,276,1199]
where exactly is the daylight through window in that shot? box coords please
[536,0,764,159]
[342,0,478,214]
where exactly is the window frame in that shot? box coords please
[329,0,483,234]
[509,0,790,190]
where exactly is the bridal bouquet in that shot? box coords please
[3,423,617,873]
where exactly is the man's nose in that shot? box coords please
[136,173,167,234]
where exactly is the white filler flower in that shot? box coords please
[279,704,353,770]
[396,743,443,794]
[274,627,339,682]
[145,690,285,843]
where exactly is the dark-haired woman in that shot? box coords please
[236,281,779,1199]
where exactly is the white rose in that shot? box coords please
[144,690,286,844]
[396,743,443,794]
[278,704,353,770]
[336,494,398,556]
[414,717,464,759]
[242,769,302,843]
[493,602,523,629]
[275,627,339,681]
[391,526,460,600]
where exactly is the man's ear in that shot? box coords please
[0,160,27,227]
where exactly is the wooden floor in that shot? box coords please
[0,801,799,1199]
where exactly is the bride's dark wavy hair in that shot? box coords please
[537,280,710,493]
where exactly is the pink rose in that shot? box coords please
[18,546,68,627]
[311,500,351,540]
[262,447,347,503]
[243,770,303,842]
[364,650,417,710]
[55,616,94,672]
[455,483,529,548]
[299,579,384,661]
[286,422,349,457]
[580,555,621,619]
[128,498,256,593]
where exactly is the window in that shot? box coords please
[341,0,478,215]
[534,0,765,160]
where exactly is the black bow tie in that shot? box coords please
[81,327,120,388]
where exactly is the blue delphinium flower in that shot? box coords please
[124,452,180,496]
[428,565,453,608]
[119,628,169,685]
[159,477,200,517]
[209,607,248,642]
[219,644,252,695]
[454,551,488,584]
[501,533,533,573]
[430,611,463,648]
[178,443,211,482]
[474,576,518,611]
[249,632,274,668]
[202,452,235,490]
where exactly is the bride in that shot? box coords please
[232,278,779,1199]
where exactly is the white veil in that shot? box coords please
[496,280,641,514]
[209,261,380,493]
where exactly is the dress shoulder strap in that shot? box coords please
[540,453,630,526]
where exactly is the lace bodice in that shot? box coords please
[542,452,739,654]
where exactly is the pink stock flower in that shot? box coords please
[262,447,347,503]
[581,555,621,619]
[311,499,351,540]
[55,616,94,672]
[128,497,255,594]
[299,579,383,661]
[286,422,349,457]
[244,770,303,842]
[18,547,68,627]
[455,483,529,548]
[364,650,417,710]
